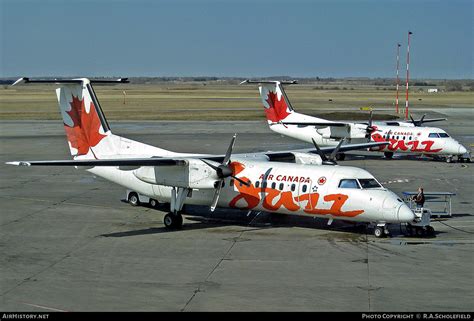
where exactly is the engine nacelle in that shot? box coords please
[133,159,218,189]
[290,152,323,165]
[349,123,370,139]
[317,125,350,139]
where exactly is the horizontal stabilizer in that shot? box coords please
[11,77,129,86]
[240,79,298,85]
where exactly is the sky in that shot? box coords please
[1,0,472,79]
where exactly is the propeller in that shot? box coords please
[410,114,426,127]
[365,110,376,139]
[311,138,346,165]
[201,134,250,212]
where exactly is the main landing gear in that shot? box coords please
[164,212,183,229]
[163,187,191,229]
[384,152,394,159]
[450,155,471,163]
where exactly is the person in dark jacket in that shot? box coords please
[413,187,425,208]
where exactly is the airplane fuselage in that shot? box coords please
[89,159,414,224]
[268,119,467,156]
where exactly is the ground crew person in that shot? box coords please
[413,187,425,208]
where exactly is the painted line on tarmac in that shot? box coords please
[22,302,67,312]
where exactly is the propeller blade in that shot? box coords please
[201,159,220,171]
[311,138,328,162]
[365,110,375,141]
[223,134,237,165]
[231,175,251,187]
[409,115,417,126]
[210,180,224,212]
[329,138,346,161]
[419,114,426,126]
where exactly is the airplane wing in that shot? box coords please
[6,142,388,167]
[411,118,447,124]
[6,158,187,167]
[312,141,388,153]
[262,141,388,160]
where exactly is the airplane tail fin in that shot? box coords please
[12,77,128,159]
[241,80,296,123]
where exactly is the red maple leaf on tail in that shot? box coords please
[64,95,107,156]
[264,91,291,122]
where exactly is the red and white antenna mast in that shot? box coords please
[395,43,401,114]
[405,31,413,120]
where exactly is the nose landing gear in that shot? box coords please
[373,223,390,238]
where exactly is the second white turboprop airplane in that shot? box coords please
[242,80,470,162]
[7,77,431,237]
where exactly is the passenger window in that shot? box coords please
[338,179,359,189]
[271,182,276,189]
[428,133,439,138]
[302,185,307,193]
[279,183,284,190]
[291,184,296,192]
[403,136,405,140]
[255,181,260,188]
[409,136,412,140]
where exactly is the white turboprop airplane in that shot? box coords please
[242,80,470,163]
[7,77,430,238]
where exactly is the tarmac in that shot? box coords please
[0,108,473,311]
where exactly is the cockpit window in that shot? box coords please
[358,178,382,189]
[338,179,360,189]
[428,133,439,138]
[438,133,449,138]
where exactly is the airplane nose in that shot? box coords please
[458,145,467,155]
[397,204,415,222]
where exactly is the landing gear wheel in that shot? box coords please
[415,227,425,237]
[149,199,159,208]
[164,213,183,229]
[374,226,385,238]
[406,224,413,236]
[384,152,394,159]
[446,156,453,163]
[335,153,346,161]
[128,192,140,206]
[426,226,435,236]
